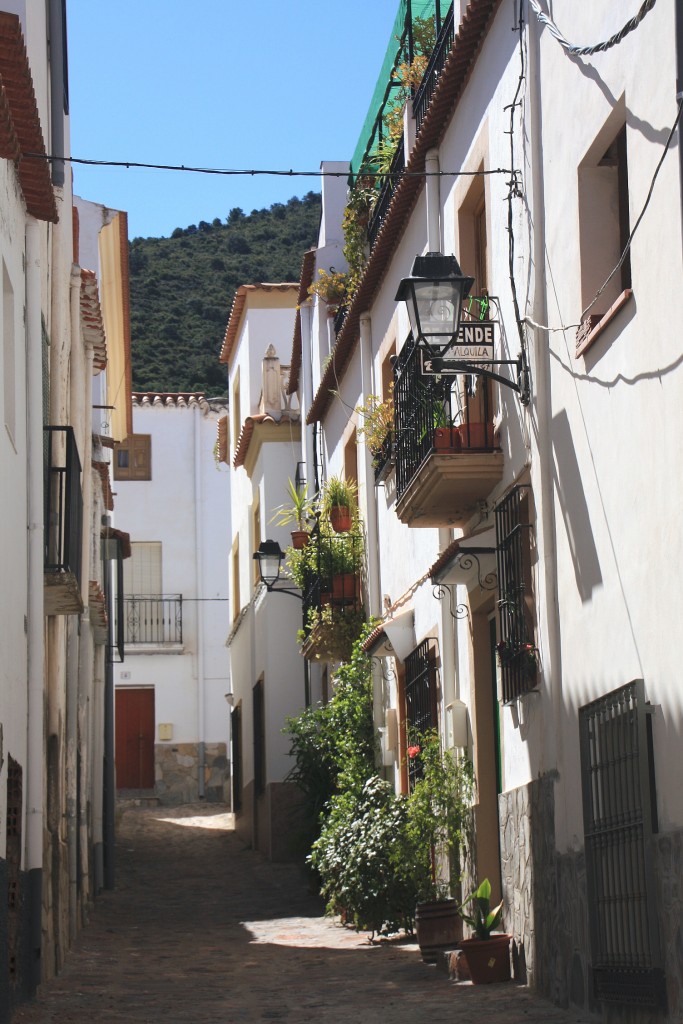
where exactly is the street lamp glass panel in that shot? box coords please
[253,540,284,587]
[411,278,459,344]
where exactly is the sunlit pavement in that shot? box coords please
[12,804,595,1023]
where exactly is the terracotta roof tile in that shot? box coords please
[288,248,317,396]
[92,460,114,512]
[219,283,299,366]
[0,12,57,222]
[233,411,301,469]
[307,0,502,424]
[80,269,107,372]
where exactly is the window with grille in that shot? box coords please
[494,485,536,703]
[579,680,665,1008]
[404,639,438,789]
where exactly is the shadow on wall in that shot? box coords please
[551,408,602,603]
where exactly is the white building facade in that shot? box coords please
[221,284,309,860]
[291,1,683,1019]
[112,394,231,805]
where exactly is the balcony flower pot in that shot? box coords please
[459,934,511,984]
[322,476,358,534]
[457,422,494,449]
[415,898,463,963]
[433,427,461,453]
[331,572,360,606]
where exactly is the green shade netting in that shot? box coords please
[350,0,452,181]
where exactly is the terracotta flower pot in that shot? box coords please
[457,421,494,449]
[331,573,360,606]
[460,934,511,984]
[433,427,461,453]
[329,506,352,533]
[290,530,309,550]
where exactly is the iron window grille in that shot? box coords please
[494,485,536,703]
[404,639,438,790]
[579,680,665,1008]
[123,595,183,645]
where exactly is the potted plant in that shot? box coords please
[308,268,348,314]
[458,878,511,983]
[356,384,394,482]
[322,476,358,534]
[270,479,316,549]
[405,732,474,962]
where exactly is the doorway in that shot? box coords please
[115,687,155,789]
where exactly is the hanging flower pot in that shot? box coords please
[290,530,309,551]
[331,573,360,606]
[329,506,352,533]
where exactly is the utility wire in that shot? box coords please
[528,0,657,57]
[24,153,514,180]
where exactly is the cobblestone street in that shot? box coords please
[12,804,595,1023]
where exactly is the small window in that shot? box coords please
[232,541,241,623]
[3,261,16,446]
[252,498,261,588]
[114,434,151,480]
[577,119,632,351]
[344,429,358,487]
[494,486,536,703]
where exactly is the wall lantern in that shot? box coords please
[253,540,303,600]
[395,252,475,357]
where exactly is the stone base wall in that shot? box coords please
[154,743,229,805]
[234,780,307,862]
[500,777,682,1022]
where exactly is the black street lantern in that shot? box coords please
[395,252,475,356]
[253,539,285,588]
[253,539,303,600]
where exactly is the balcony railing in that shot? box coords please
[412,3,455,135]
[394,340,495,500]
[299,530,365,662]
[367,138,405,252]
[44,426,84,614]
[124,595,183,646]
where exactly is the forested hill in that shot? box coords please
[128,192,322,395]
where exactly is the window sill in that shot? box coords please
[575,289,633,357]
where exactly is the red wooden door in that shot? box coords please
[115,688,155,789]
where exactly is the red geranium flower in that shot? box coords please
[407,745,421,759]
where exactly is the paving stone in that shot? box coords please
[11,804,596,1023]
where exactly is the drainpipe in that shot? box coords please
[359,313,381,619]
[66,265,83,939]
[25,217,44,989]
[424,148,458,727]
[528,13,563,813]
[676,0,683,251]
[194,403,206,798]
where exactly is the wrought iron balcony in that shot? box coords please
[44,426,84,615]
[298,530,365,662]
[412,3,455,135]
[124,595,183,647]
[393,341,502,527]
[367,138,405,253]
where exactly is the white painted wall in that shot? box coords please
[113,399,231,749]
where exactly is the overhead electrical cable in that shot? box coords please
[23,154,513,181]
[528,0,657,57]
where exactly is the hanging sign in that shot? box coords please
[420,321,497,374]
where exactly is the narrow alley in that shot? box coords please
[12,804,594,1024]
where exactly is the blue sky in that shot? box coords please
[67,0,401,240]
